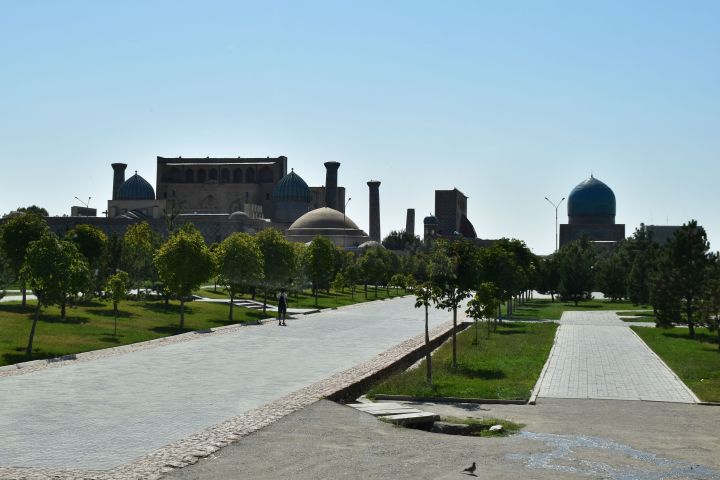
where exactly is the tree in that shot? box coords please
[121,222,161,293]
[556,237,596,306]
[382,230,421,252]
[343,254,361,300]
[307,236,336,305]
[106,271,130,335]
[331,271,346,295]
[478,244,518,322]
[429,239,478,368]
[255,229,295,314]
[594,247,628,302]
[414,282,438,385]
[466,282,500,346]
[388,273,406,296]
[358,247,389,298]
[16,205,49,216]
[0,247,11,300]
[535,254,560,301]
[154,227,213,328]
[699,256,720,350]
[0,212,49,307]
[66,224,109,295]
[216,233,264,322]
[652,220,712,337]
[625,224,660,305]
[21,233,91,354]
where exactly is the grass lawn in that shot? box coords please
[0,299,267,367]
[632,326,720,402]
[194,286,409,309]
[507,298,649,321]
[367,321,558,401]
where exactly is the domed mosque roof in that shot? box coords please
[118,172,155,201]
[423,214,439,225]
[289,207,361,231]
[272,169,311,203]
[567,174,616,218]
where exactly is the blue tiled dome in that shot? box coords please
[118,173,155,201]
[423,215,439,225]
[271,169,311,202]
[568,175,616,222]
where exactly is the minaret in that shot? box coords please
[406,208,415,237]
[111,163,127,200]
[367,180,381,242]
[324,161,340,210]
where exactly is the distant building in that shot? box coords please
[646,225,682,245]
[434,188,478,239]
[559,175,625,248]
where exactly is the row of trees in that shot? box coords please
[536,221,720,347]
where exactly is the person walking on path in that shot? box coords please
[277,289,288,326]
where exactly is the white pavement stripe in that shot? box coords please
[536,311,697,403]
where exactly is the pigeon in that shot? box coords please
[462,462,477,475]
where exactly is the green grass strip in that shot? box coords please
[368,321,558,401]
[632,326,720,402]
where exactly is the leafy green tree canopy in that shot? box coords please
[66,224,108,268]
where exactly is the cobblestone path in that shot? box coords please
[0,296,455,478]
[536,311,698,403]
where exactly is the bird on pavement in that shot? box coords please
[462,462,477,475]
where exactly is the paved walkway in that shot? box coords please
[535,311,698,403]
[0,296,453,474]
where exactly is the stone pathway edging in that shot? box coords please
[0,319,457,480]
[528,324,561,405]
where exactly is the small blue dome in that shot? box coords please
[423,215,438,225]
[568,175,616,218]
[272,169,311,203]
[118,173,155,201]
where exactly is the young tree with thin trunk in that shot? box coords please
[466,282,500,346]
[154,227,213,329]
[307,236,335,306]
[414,283,438,386]
[255,229,295,314]
[215,233,264,322]
[106,271,130,335]
[21,233,90,354]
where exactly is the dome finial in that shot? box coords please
[590,172,594,178]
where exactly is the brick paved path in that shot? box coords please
[0,296,455,476]
[536,311,698,403]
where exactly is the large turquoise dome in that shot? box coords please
[567,175,616,224]
[271,169,311,202]
[118,173,155,201]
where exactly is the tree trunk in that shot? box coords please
[21,285,27,308]
[425,305,432,386]
[61,301,66,320]
[374,285,378,298]
[229,292,235,321]
[113,301,118,335]
[451,305,457,368]
[263,289,267,314]
[180,298,185,329]
[315,287,318,307]
[364,284,368,299]
[26,301,41,355]
[474,319,479,347]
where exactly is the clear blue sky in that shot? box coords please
[1,1,718,255]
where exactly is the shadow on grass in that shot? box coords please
[149,325,192,335]
[38,313,89,325]
[86,308,135,318]
[0,303,34,314]
[661,331,718,345]
[140,302,189,315]
[454,365,506,380]
[77,300,106,308]
[99,336,122,344]
[1,347,73,366]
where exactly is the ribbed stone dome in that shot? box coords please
[423,215,439,225]
[567,175,616,224]
[288,207,360,230]
[118,173,155,201]
[271,169,311,202]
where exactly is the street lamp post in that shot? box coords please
[544,196,565,252]
[343,197,351,248]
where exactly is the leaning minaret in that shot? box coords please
[367,180,381,242]
[406,208,415,237]
[111,163,127,200]
[324,161,340,210]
